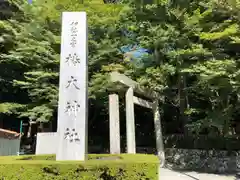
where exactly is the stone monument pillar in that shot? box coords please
[56,12,88,161]
[109,94,120,154]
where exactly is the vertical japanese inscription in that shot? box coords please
[66,76,80,90]
[70,21,78,48]
[65,53,80,66]
[64,19,81,120]
[64,19,81,119]
[64,128,80,142]
[64,22,81,67]
[57,12,88,161]
[65,100,81,117]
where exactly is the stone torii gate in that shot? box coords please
[108,71,165,166]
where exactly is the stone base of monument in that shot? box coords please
[35,132,57,155]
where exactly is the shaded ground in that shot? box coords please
[159,168,235,180]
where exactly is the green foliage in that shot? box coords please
[116,1,240,136]
[0,103,25,114]
[1,0,125,123]
[0,154,158,180]
[2,0,240,142]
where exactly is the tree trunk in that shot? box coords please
[27,122,32,138]
[178,74,188,134]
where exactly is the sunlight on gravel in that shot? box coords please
[159,168,235,180]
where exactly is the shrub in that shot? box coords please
[0,154,158,180]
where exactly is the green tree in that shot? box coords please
[2,0,240,151]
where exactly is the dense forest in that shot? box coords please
[1,0,240,151]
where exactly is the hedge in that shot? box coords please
[0,154,158,180]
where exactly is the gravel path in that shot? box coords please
[159,168,235,180]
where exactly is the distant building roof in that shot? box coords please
[0,128,20,139]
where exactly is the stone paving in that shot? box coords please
[159,168,235,180]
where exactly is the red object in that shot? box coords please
[0,128,20,139]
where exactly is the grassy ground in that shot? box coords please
[0,154,158,179]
